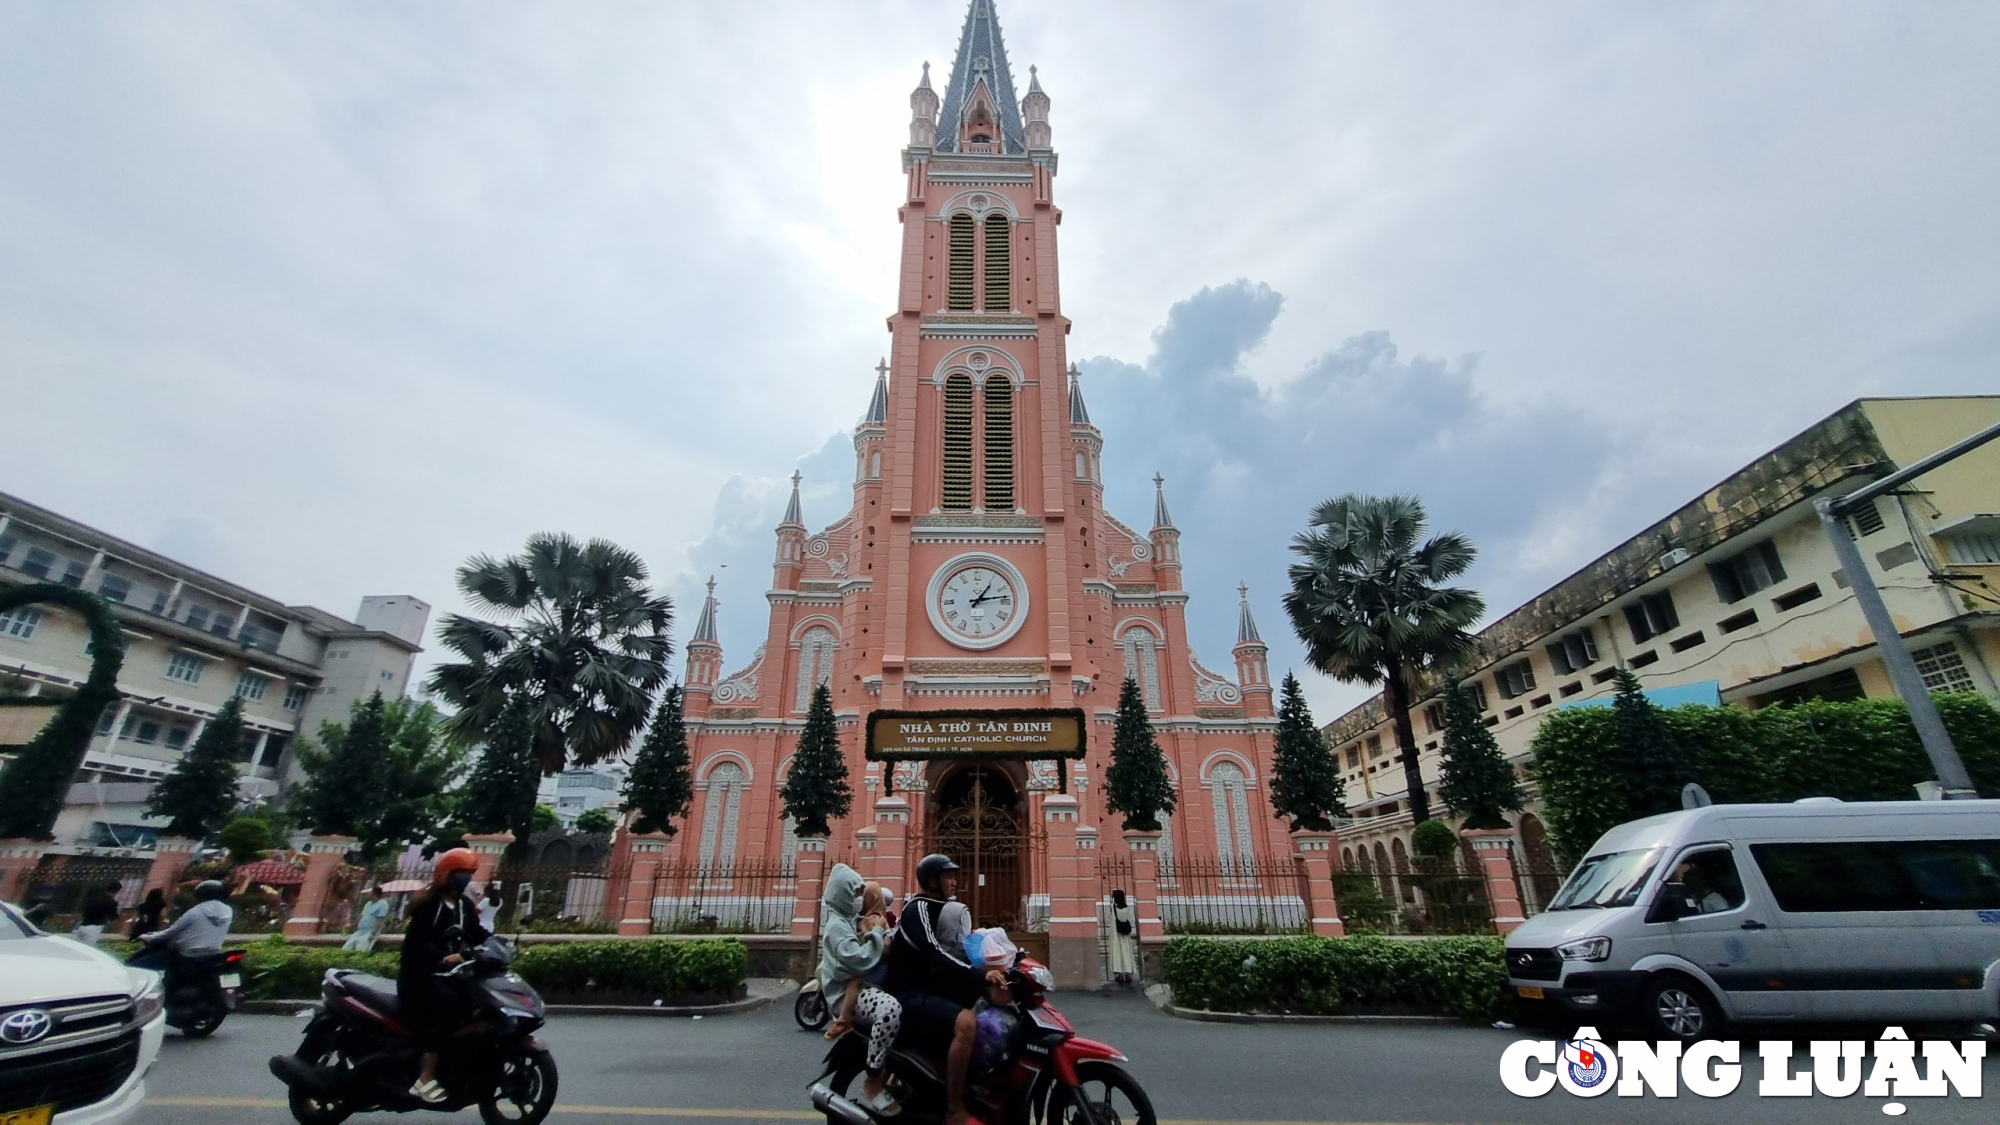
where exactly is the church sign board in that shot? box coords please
[865,708,1087,762]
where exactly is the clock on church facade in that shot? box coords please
[636,0,1339,984]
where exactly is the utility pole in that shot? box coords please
[1814,417,2000,799]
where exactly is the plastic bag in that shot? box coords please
[967,926,1018,968]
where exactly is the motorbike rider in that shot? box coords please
[883,854,1005,1125]
[400,848,489,1104]
[133,879,233,985]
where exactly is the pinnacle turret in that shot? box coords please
[865,360,889,424]
[780,471,803,528]
[1068,364,1090,425]
[1152,472,1175,530]
[692,576,719,644]
[1236,583,1263,645]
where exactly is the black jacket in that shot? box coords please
[884,895,985,1007]
[398,891,487,985]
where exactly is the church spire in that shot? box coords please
[692,576,719,643]
[935,0,1027,155]
[1152,472,1175,530]
[1236,583,1262,644]
[780,471,804,527]
[865,360,889,423]
[1068,364,1090,425]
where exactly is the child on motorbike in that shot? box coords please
[818,865,903,1116]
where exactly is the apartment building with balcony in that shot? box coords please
[1324,396,2000,876]
[0,490,429,847]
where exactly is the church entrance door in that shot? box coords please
[924,765,1026,931]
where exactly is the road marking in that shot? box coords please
[146,1099,1458,1125]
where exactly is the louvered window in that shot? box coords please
[982,214,1010,310]
[941,374,974,510]
[947,214,976,311]
[983,375,1013,511]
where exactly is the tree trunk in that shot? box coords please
[1382,662,1430,825]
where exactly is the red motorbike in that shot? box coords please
[810,959,1155,1125]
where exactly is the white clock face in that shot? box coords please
[936,565,1018,642]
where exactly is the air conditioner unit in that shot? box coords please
[1657,547,1691,570]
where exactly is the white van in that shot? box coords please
[1504,799,2000,1040]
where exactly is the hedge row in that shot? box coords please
[1161,935,1511,1023]
[219,937,748,1002]
[1531,693,2000,862]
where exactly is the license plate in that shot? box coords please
[1515,986,1544,1000]
[0,1104,54,1125]
[220,973,242,988]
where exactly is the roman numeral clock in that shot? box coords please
[926,552,1029,649]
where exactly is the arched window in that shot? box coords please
[982,214,1010,310]
[1390,837,1412,905]
[794,626,836,711]
[1207,761,1255,873]
[1341,846,1355,872]
[947,214,976,310]
[868,450,881,478]
[941,374,974,510]
[778,814,799,879]
[1120,626,1162,710]
[1371,841,1393,898]
[982,375,1012,511]
[697,762,747,870]
[1157,811,1177,885]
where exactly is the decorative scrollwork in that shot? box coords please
[712,645,765,704]
[805,535,831,559]
[1191,651,1244,705]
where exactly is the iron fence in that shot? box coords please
[645,861,795,934]
[1155,854,1309,935]
[21,855,152,931]
[491,858,615,932]
[1389,871,1494,934]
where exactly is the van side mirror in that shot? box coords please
[1648,882,1690,923]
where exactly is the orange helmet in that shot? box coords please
[432,848,479,886]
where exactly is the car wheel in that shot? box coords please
[1641,975,1721,1042]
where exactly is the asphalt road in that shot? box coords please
[142,990,2000,1125]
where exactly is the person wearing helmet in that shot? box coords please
[884,854,1005,1125]
[399,847,489,1104]
[134,878,234,978]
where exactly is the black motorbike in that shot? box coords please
[267,935,558,1125]
[127,946,245,1038]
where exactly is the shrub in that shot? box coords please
[1161,934,1511,1023]
[242,938,400,999]
[235,936,748,1002]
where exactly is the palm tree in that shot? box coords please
[426,533,673,773]
[1283,494,1484,825]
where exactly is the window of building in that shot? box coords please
[1752,666,1865,708]
[20,547,57,580]
[1423,703,1444,734]
[1669,631,1706,653]
[1591,667,1621,684]
[794,626,837,711]
[132,719,162,746]
[1365,733,1383,758]
[982,213,1010,310]
[982,375,1013,510]
[1121,626,1163,710]
[164,726,191,751]
[1624,592,1679,643]
[183,604,212,632]
[1496,659,1536,699]
[1207,761,1256,872]
[946,214,976,311]
[1345,746,1361,768]
[96,710,117,736]
[1545,627,1599,676]
[941,374,974,510]
[1629,650,1660,668]
[1912,642,1978,695]
[149,590,170,615]
[0,535,14,566]
[1846,500,1887,538]
[165,651,207,684]
[1943,528,2000,566]
[696,762,747,870]
[1772,583,1822,613]
[282,683,309,711]
[0,607,43,640]
[97,574,131,603]
[235,670,269,702]
[1470,682,1489,711]
[1718,609,1759,634]
[1710,541,1786,604]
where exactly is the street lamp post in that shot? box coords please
[1813,416,2000,800]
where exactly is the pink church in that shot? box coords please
[651,1,1343,982]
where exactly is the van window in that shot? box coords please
[1548,846,1666,910]
[1750,840,2000,912]
[1667,848,1747,915]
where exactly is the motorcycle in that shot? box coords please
[810,958,1155,1125]
[797,978,832,1031]
[126,946,245,1038]
[267,934,558,1125]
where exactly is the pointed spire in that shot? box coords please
[1027,65,1043,95]
[1152,472,1174,530]
[865,359,889,423]
[935,0,1027,155]
[1068,363,1090,424]
[1236,582,1263,645]
[781,471,803,527]
[692,576,719,643]
[919,60,933,91]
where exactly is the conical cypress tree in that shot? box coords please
[459,694,540,844]
[1105,676,1176,832]
[1611,667,1686,817]
[292,689,390,839]
[145,696,246,839]
[1436,677,1525,830]
[781,683,851,837]
[1269,673,1345,831]
[624,686,694,836]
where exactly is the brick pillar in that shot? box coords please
[463,832,513,885]
[284,834,356,938]
[1291,832,1346,937]
[617,833,670,936]
[1122,829,1164,941]
[143,836,200,898]
[791,835,829,939]
[0,839,49,904]
[868,796,911,900]
[1463,828,1526,934]
[1042,794,1097,990]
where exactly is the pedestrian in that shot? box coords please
[129,887,168,940]
[1107,889,1138,984]
[344,885,391,952]
[73,881,122,947]
[476,881,501,932]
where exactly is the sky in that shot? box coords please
[1,1,1996,723]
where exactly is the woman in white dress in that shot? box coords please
[1107,889,1139,984]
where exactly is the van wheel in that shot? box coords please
[1641,975,1721,1041]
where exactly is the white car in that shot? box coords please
[0,902,166,1125]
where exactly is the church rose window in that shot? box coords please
[942,374,974,510]
[947,214,976,310]
[982,214,1010,310]
[983,374,1013,511]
